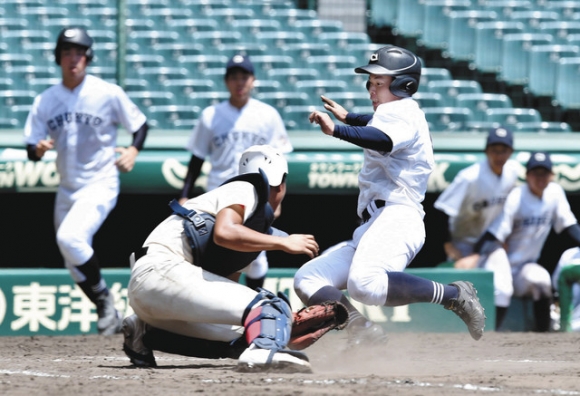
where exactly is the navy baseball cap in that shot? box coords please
[225,54,254,76]
[526,151,553,172]
[486,126,513,148]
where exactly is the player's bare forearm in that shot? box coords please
[320,95,348,123]
[454,254,480,269]
[35,139,54,159]
[309,111,335,136]
[115,146,138,173]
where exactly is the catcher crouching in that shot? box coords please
[122,145,348,373]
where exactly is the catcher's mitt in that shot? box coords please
[288,301,349,350]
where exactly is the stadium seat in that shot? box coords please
[544,1,580,19]
[146,104,201,130]
[134,66,189,89]
[305,55,358,74]
[241,0,294,18]
[528,44,580,97]
[123,78,149,92]
[295,80,348,98]
[499,33,554,86]
[89,66,116,81]
[0,17,28,31]
[423,107,474,132]
[92,42,118,68]
[79,7,117,27]
[344,43,387,64]
[418,67,452,92]
[230,19,282,37]
[473,21,525,73]
[455,93,513,121]
[188,91,230,109]
[1,53,33,68]
[426,80,483,106]
[537,21,580,43]
[267,68,321,88]
[508,10,560,32]
[476,0,533,19]
[128,91,175,109]
[446,10,498,61]
[129,30,179,50]
[165,18,219,35]
[0,78,14,91]
[252,79,282,95]
[191,31,242,47]
[3,65,58,83]
[203,7,255,24]
[139,7,194,23]
[152,43,205,61]
[267,8,317,28]
[40,18,94,36]
[2,30,52,48]
[18,6,69,23]
[255,91,310,108]
[26,77,61,93]
[513,121,572,133]
[317,32,370,51]
[162,79,215,98]
[125,18,156,33]
[282,105,324,130]
[176,54,229,74]
[0,117,19,128]
[281,43,331,67]
[253,31,306,48]
[395,0,425,38]
[463,120,503,133]
[0,91,37,120]
[249,55,294,76]
[216,42,269,58]
[484,107,542,125]
[293,19,344,38]
[421,0,472,50]
[125,54,164,70]
[368,0,398,28]
[555,57,580,109]
[413,92,445,109]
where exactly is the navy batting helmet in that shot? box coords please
[355,45,421,98]
[54,27,94,65]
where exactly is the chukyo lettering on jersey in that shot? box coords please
[47,112,103,130]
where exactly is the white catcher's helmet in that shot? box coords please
[238,145,288,187]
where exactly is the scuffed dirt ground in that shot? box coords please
[0,331,579,396]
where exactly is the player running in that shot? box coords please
[294,45,486,344]
[24,27,149,335]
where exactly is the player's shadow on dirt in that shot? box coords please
[114,364,236,370]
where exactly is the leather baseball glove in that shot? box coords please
[288,301,349,350]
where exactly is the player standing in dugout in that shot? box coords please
[23,27,149,335]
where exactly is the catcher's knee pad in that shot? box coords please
[242,289,292,350]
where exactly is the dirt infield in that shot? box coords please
[0,331,579,396]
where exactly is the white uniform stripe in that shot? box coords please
[431,282,444,304]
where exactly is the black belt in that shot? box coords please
[362,199,385,222]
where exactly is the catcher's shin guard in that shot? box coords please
[239,289,310,372]
[242,289,293,350]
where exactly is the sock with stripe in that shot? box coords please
[385,271,458,307]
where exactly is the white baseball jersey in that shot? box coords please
[24,74,146,191]
[360,97,434,217]
[489,182,578,268]
[434,158,520,251]
[186,98,292,191]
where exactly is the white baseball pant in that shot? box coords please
[294,204,425,306]
[128,246,257,341]
[54,178,118,282]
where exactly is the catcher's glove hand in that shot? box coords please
[288,301,349,350]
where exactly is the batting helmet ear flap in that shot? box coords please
[389,75,419,98]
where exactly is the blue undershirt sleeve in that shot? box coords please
[333,124,393,152]
[345,113,373,126]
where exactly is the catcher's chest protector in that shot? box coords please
[173,170,275,277]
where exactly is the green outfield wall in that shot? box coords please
[0,267,494,336]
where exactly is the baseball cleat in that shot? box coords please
[122,314,157,368]
[236,344,312,373]
[96,291,123,336]
[445,281,486,340]
[346,320,389,347]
